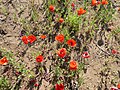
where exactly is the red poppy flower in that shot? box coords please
[49,5,55,12]
[117,83,120,89]
[69,60,78,70]
[111,49,118,54]
[21,36,28,44]
[77,8,86,16]
[91,0,97,6]
[0,57,8,65]
[36,55,44,63]
[110,87,118,90]
[55,83,64,90]
[59,18,64,23]
[67,39,76,47]
[55,34,64,43]
[34,83,39,87]
[97,1,101,5]
[40,35,46,39]
[57,48,66,58]
[91,0,101,6]
[102,0,108,5]
[82,52,90,58]
[71,2,75,7]
[28,35,37,44]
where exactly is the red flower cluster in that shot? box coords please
[91,0,108,6]
[0,57,8,65]
[55,83,64,90]
[21,35,36,44]
[110,84,120,90]
[55,34,76,47]
[91,0,101,6]
[36,55,44,63]
[57,48,66,58]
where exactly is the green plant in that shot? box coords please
[0,77,10,90]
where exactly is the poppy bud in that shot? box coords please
[49,5,55,12]
[59,18,64,23]
[71,3,75,7]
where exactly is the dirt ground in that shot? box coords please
[0,0,120,90]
